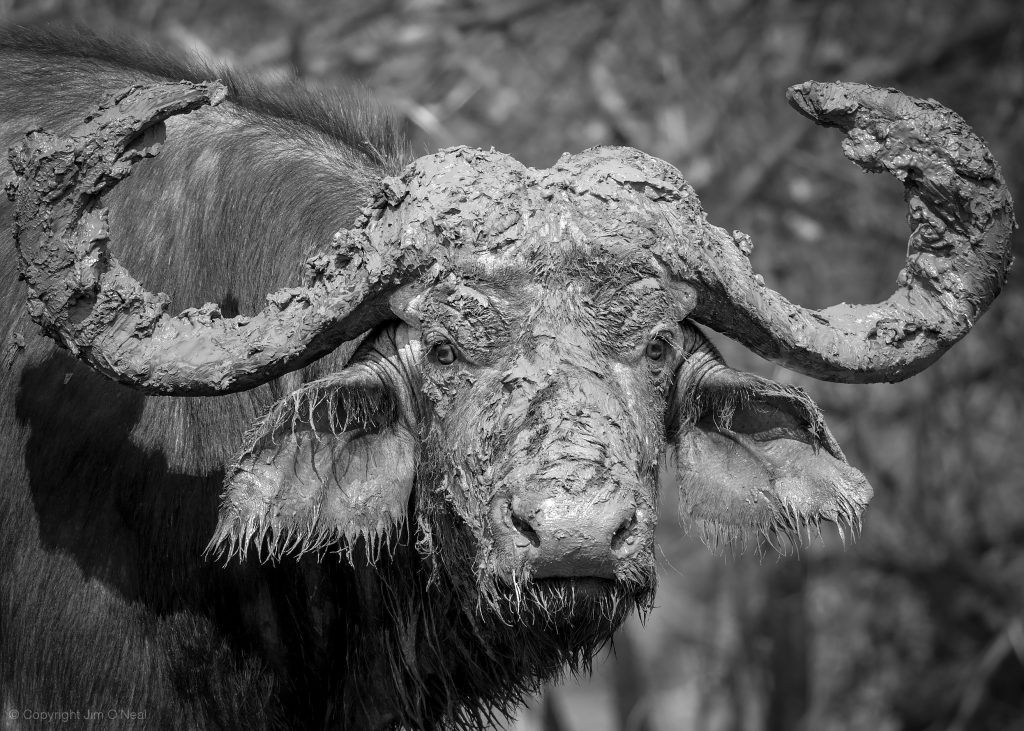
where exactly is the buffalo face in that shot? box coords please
[408,256,689,622]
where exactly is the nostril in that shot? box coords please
[510,506,541,548]
[610,510,638,551]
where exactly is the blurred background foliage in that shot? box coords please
[2,0,1023,729]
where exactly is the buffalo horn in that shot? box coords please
[683,81,1015,383]
[6,81,435,396]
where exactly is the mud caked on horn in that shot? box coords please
[678,81,1015,383]
[4,81,437,396]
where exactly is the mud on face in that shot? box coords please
[409,248,698,626]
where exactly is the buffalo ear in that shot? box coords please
[671,359,872,553]
[208,341,418,562]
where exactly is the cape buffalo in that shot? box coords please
[0,26,1013,730]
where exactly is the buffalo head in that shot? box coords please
[7,81,1014,640]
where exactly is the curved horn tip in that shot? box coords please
[785,80,937,135]
[689,81,1014,384]
[786,80,844,121]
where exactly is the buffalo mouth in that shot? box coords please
[484,574,655,635]
[533,577,617,598]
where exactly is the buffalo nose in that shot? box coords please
[506,494,644,578]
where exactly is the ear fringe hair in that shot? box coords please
[671,333,866,555]
[205,371,409,565]
[204,505,409,566]
[238,370,402,462]
[681,484,865,558]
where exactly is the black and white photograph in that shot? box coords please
[0,1,1021,729]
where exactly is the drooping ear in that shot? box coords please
[669,325,872,552]
[207,325,421,562]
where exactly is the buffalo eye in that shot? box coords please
[433,342,458,365]
[645,338,667,362]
